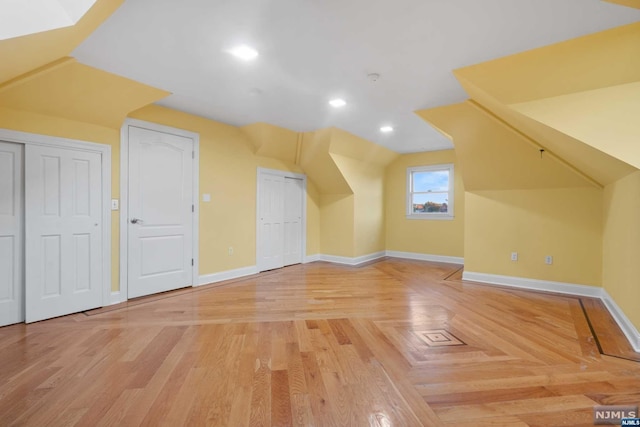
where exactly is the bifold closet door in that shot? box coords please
[283,177,303,266]
[257,172,304,272]
[258,173,285,271]
[0,142,24,327]
[25,144,103,323]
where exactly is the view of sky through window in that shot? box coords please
[413,170,449,192]
[411,170,449,213]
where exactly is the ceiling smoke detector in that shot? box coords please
[367,73,380,82]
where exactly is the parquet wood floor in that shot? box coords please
[1,259,639,426]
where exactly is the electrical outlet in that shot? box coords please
[511,252,518,261]
[545,255,553,265]
[228,246,234,256]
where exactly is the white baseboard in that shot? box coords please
[463,271,640,352]
[385,250,464,265]
[601,289,640,352]
[306,251,463,267]
[461,271,603,298]
[316,251,386,266]
[304,254,321,263]
[197,265,259,287]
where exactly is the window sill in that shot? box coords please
[406,214,454,221]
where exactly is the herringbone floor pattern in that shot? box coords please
[1,259,638,426]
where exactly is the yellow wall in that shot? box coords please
[465,188,603,286]
[306,180,321,256]
[325,129,397,257]
[603,171,640,329]
[319,194,355,257]
[331,154,386,256]
[385,150,465,257]
[0,102,324,292]
[297,127,398,258]
[129,105,312,276]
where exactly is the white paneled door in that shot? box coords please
[283,177,303,266]
[258,173,285,271]
[0,142,24,327]
[127,126,193,299]
[257,170,304,272]
[25,145,103,323]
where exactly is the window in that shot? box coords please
[406,164,454,220]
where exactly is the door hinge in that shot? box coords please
[192,204,195,213]
[191,258,194,266]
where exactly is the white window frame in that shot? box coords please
[406,163,454,220]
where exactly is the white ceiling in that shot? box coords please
[73,0,640,153]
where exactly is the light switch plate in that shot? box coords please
[111,199,119,210]
[202,193,211,202]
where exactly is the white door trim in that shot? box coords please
[120,118,199,302]
[0,128,112,308]
[256,167,307,272]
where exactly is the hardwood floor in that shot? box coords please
[1,259,639,426]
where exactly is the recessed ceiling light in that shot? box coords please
[380,126,394,133]
[228,45,259,61]
[329,99,346,108]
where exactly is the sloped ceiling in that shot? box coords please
[70,0,640,153]
[418,102,599,191]
[0,0,124,85]
[511,82,640,170]
[241,122,299,164]
[603,0,640,9]
[419,21,639,190]
[328,128,398,167]
[0,57,169,129]
[454,22,640,105]
[299,129,353,195]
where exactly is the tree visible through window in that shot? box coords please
[406,164,454,219]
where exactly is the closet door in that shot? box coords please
[257,170,304,272]
[257,173,285,271]
[0,142,24,327]
[283,177,303,266]
[25,145,103,323]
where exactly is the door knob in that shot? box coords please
[130,218,143,224]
